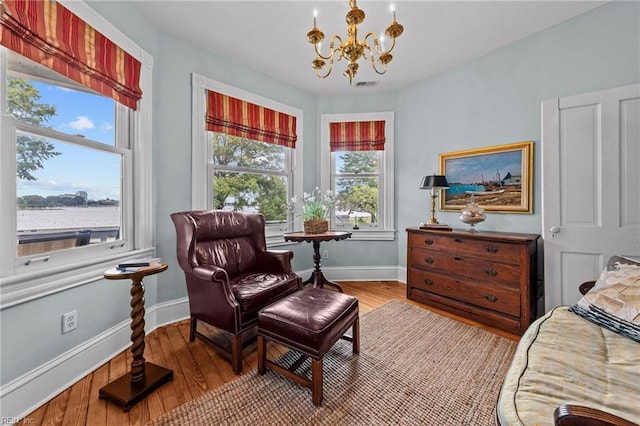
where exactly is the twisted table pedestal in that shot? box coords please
[99,263,173,411]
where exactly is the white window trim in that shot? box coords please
[0,0,155,308]
[320,112,396,241]
[191,73,303,246]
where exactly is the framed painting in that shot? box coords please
[439,141,533,213]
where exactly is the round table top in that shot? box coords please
[283,231,352,243]
[104,262,168,280]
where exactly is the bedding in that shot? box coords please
[496,306,640,426]
[569,255,640,342]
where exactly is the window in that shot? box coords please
[321,112,395,240]
[191,74,303,245]
[0,1,153,307]
[9,63,128,258]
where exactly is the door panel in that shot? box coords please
[621,98,640,227]
[542,84,640,310]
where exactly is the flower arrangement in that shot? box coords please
[290,187,336,233]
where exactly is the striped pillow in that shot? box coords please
[569,256,640,342]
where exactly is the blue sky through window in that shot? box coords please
[16,80,120,201]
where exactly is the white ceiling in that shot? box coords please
[132,1,609,95]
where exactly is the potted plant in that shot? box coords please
[290,187,336,233]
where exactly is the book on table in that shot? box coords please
[117,257,161,271]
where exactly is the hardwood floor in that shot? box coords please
[20,281,518,425]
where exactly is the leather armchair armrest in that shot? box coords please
[256,250,294,273]
[193,264,230,286]
[579,280,597,295]
[554,405,639,426]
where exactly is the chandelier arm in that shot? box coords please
[370,54,388,75]
[363,31,381,55]
[315,34,343,61]
[316,56,334,79]
[383,36,398,54]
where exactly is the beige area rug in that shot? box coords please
[149,299,517,425]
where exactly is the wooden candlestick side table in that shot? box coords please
[283,231,352,292]
[100,263,173,411]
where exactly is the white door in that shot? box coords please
[542,84,640,310]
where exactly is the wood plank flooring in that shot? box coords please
[19,281,518,425]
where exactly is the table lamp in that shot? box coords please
[419,175,449,225]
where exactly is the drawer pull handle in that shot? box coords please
[424,239,434,245]
[423,278,433,285]
[485,246,499,254]
[454,238,462,243]
[484,294,498,302]
[424,257,434,264]
[454,256,462,261]
[484,267,498,277]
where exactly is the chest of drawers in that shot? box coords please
[406,228,540,335]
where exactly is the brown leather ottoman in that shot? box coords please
[257,287,359,406]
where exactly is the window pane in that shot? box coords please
[335,150,378,174]
[211,133,285,171]
[335,176,379,228]
[7,76,116,146]
[16,132,122,256]
[212,170,288,233]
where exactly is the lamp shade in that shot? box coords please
[419,175,449,189]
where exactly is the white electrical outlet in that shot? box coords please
[62,310,77,334]
[322,249,329,259]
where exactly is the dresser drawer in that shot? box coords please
[409,247,521,289]
[408,268,520,316]
[408,232,521,264]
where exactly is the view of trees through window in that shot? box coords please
[334,151,379,228]
[211,132,289,226]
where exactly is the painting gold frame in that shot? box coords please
[438,141,533,213]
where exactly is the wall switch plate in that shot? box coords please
[62,310,77,334]
[322,249,329,259]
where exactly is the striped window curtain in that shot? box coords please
[329,121,385,151]
[206,91,297,148]
[0,0,142,110]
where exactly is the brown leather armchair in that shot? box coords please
[171,210,301,374]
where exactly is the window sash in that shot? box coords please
[208,132,293,241]
[332,151,383,230]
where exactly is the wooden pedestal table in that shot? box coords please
[99,263,173,411]
[283,231,352,292]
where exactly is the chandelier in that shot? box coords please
[307,1,404,84]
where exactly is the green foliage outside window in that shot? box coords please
[7,77,60,181]
[336,151,379,224]
[211,133,288,222]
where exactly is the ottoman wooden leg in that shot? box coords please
[312,358,323,406]
[352,317,360,354]
[257,336,266,375]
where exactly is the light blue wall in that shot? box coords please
[1,0,638,389]
[395,0,640,267]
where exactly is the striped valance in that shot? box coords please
[329,120,385,151]
[206,91,297,148]
[0,0,142,110]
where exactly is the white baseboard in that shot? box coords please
[0,266,402,421]
[0,297,190,422]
